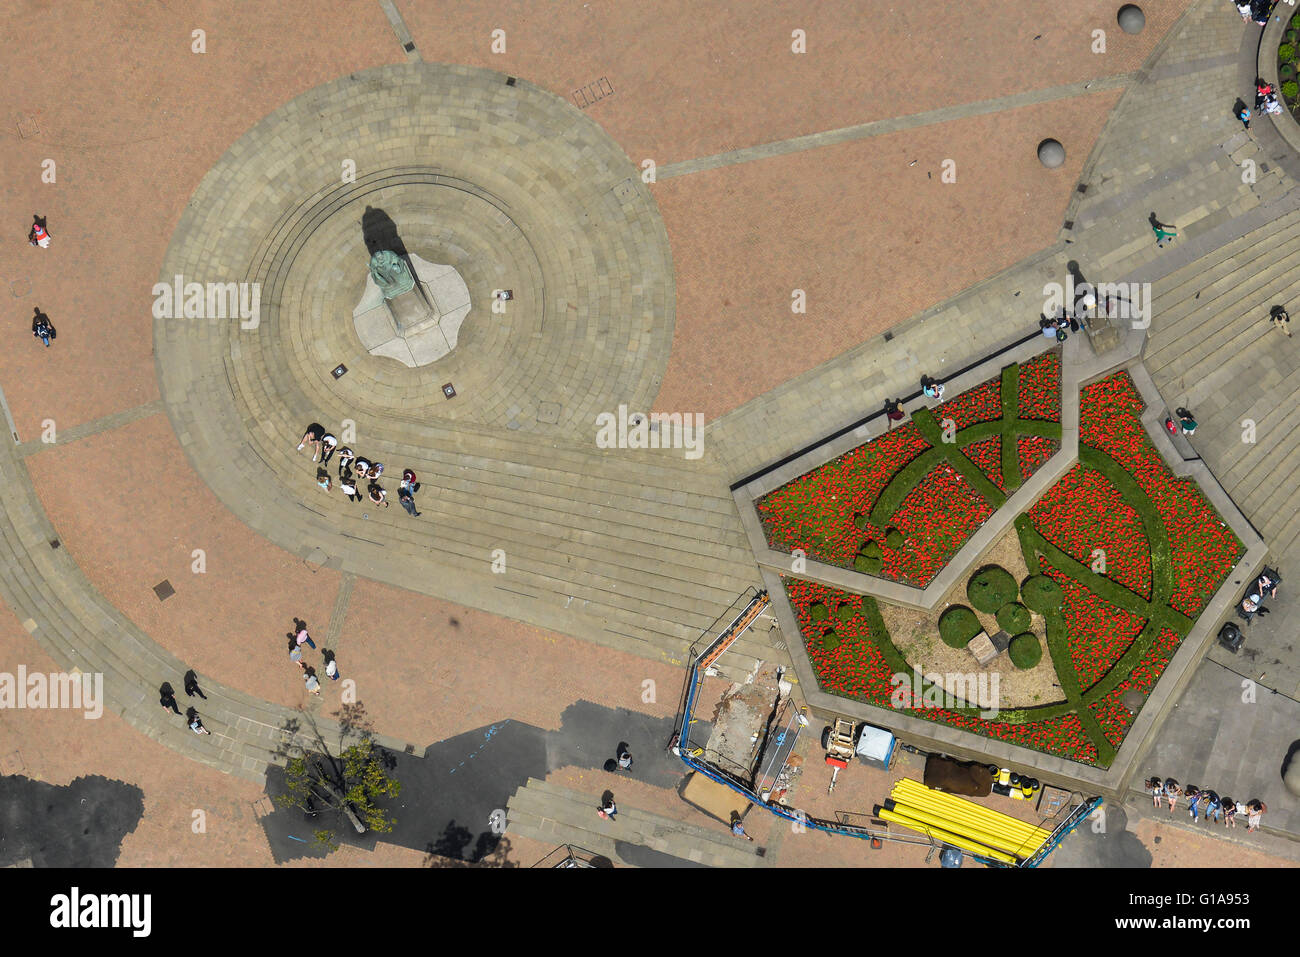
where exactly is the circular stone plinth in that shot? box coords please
[1038,138,1066,168]
[155,63,674,436]
[1117,5,1146,34]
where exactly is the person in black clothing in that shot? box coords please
[32,309,54,347]
[159,684,182,715]
[184,670,207,699]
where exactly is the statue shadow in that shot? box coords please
[362,206,409,259]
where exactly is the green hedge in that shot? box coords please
[1286,80,1299,100]
[885,527,904,549]
[1008,633,1042,669]
[939,605,982,648]
[1281,44,1296,63]
[1020,574,1063,613]
[996,601,1032,633]
[811,602,829,622]
[967,565,1018,613]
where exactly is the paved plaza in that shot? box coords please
[1,0,1299,870]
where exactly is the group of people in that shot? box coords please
[1255,81,1283,117]
[287,618,339,696]
[1039,308,1080,342]
[27,216,57,348]
[1164,406,1198,437]
[298,423,424,517]
[1235,0,1272,26]
[1147,777,1267,831]
[158,672,213,736]
[1238,567,1281,624]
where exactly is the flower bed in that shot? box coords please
[780,364,1243,768]
[1017,435,1058,484]
[1039,559,1147,689]
[1079,373,1243,616]
[1029,465,1153,601]
[758,352,1063,584]
[962,437,1004,490]
[758,424,931,566]
[1016,350,1062,422]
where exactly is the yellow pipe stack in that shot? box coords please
[880,778,1051,863]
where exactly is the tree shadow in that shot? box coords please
[422,824,518,868]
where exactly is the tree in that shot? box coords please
[276,737,401,850]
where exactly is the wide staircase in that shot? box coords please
[1143,204,1300,561]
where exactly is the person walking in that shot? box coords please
[368,484,389,508]
[883,398,906,426]
[336,447,355,474]
[290,645,305,669]
[353,456,372,477]
[32,309,54,347]
[1152,221,1178,248]
[159,685,182,716]
[295,622,316,650]
[398,486,420,517]
[1186,785,1201,822]
[1222,796,1238,828]
[596,794,617,819]
[304,669,322,696]
[1269,307,1292,337]
[1175,407,1197,436]
[1246,799,1267,832]
[315,468,332,493]
[183,670,207,700]
[324,656,340,682]
[297,423,325,459]
[1238,105,1252,131]
[366,461,384,481]
[186,708,212,735]
[731,815,754,842]
[617,748,633,771]
[28,215,50,248]
[320,433,338,465]
[920,375,945,401]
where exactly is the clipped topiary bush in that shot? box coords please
[852,511,870,531]
[854,554,883,574]
[939,605,982,649]
[885,527,904,549]
[1292,11,1300,28]
[810,602,829,622]
[996,601,1032,634]
[1282,63,1296,82]
[821,629,840,651]
[1020,574,1064,614]
[1285,80,1299,99]
[837,603,854,623]
[860,539,883,559]
[1281,43,1296,63]
[1008,633,1042,669]
[967,565,1018,613]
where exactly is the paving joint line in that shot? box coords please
[17,398,166,458]
[658,73,1134,180]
